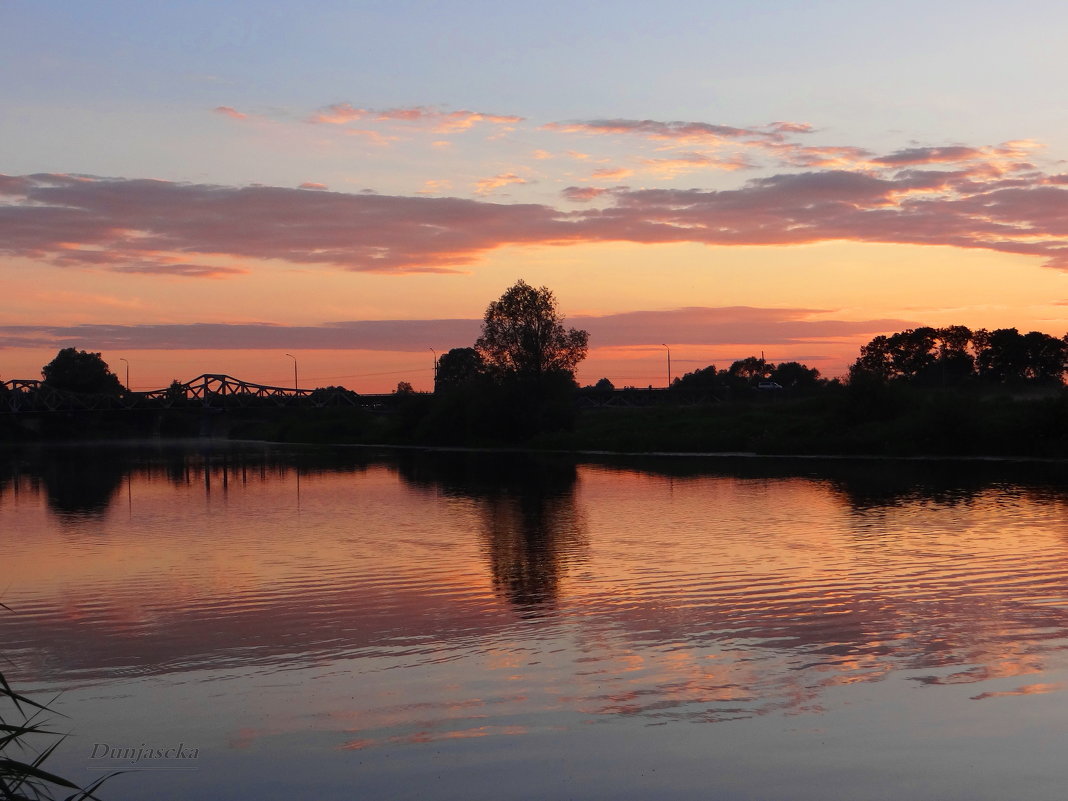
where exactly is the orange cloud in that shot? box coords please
[418,179,453,195]
[474,173,528,194]
[298,182,328,190]
[640,152,753,178]
[309,104,522,133]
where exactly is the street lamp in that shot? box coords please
[661,344,672,388]
[119,357,130,391]
[429,347,437,388]
[285,353,298,391]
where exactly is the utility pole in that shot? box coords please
[661,344,672,388]
[285,353,298,391]
[119,357,130,391]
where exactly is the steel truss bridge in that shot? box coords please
[0,374,397,414]
[1,374,723,415]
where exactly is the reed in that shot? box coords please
[1,605,117,801]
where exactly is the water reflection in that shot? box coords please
[395,452,589,615]
[0,441,382,517]
[4,445,1068,745]
[585,452,1068,509]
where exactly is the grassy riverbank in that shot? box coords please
[235,385,1068,458]
[4,386,1066,458]
[534,392,1068,457]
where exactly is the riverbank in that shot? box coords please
[245,387,1068,459]
[3,386,1066,458]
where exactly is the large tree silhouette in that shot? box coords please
[41,348,124,395]
[475,280,588,379]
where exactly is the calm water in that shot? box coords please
[3,442,1068,800]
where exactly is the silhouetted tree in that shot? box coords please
[475,279,589,379]
[165,379,186,403]
[671,365,719,391]
[592,377,615,392]
[395,380,415,394]
[728,356,773,382]
[309,385,360,405]
[41,348,124,395]
[976,328,1067,384]
[434,347,485,393]
[769,361,821,389]
[853,325,1066,387]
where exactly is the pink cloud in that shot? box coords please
[299,182,328,190]
[543,117,873,171]
[5,149,1068,279]
[111,261,248,278]
[308,103,366,124]
[540,116,1043,179]
[0,307,911,352]
[562,186,611,202]
[0,174,567,274]
[873,145,985,166]
[213,106,247,120]
[543,119,770,145]
[575,306,913,348]
[767,121,815,134]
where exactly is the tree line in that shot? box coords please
[850,326,1068,386]
[8,286,1068,435]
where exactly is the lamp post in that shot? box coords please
[119,357,130,391]
[429,347,437,389]
[285,353,298,391]
[661,344,672,388]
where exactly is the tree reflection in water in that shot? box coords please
[395,451,589,616]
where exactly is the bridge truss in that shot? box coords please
[0,374,388,414]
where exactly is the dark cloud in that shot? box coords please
[4,154,1068,279]
[0,308,911,353]
[561,186,610,202]
[543,119,767,142]
[873,146,984,166]
[0,174,569,274]
[577,307,914,347]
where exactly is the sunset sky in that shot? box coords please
[3,0,1068,391]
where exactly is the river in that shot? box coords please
[3,442,1068,800]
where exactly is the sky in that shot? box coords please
[2,0,1068,392]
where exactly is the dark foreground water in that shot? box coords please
[3,442,1068,800]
